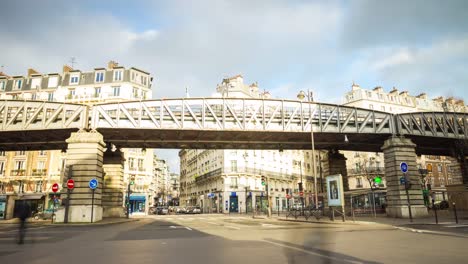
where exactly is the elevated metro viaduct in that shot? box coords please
[0,98,467,222]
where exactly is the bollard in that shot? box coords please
[432,199,438,224]
[453,202,458,224]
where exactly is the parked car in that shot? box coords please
[431,200,449,210]
[148,206,157,215]
[156,207,169,215]
[192,206,202,214]
[176,207,186,214]
[33,209,55,220]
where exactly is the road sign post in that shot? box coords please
[400,162,413,223]
[51,183,59,224]
[89,178,98,223]
[64,166,73,224]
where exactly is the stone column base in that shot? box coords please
[103,206,126,218]
[55,205,103,223]
[386,205,428,218]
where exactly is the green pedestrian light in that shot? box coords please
[374,176,382,184]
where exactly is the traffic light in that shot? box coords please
[130,175,135,185]
[286,188,289,195]
[298,182,303,192]
[261,176,266,186]
[373,176,382,188]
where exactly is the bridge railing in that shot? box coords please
[90,98,395,134]
[0,100,88,131]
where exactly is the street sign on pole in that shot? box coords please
[88,178,98,223]
[67,179,75,190]
[400,177,406,185]
[52,183,59,193]
[400,162,408,173]
[89,178,98,189]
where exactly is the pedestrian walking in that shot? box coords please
[17,201,31,245]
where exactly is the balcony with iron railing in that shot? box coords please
[32,169,47,176]
[347,167,385,176]
[10,169,26,176]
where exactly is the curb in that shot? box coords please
[393,226,468,239]
[44,218,139,227]
[277,218,363,225]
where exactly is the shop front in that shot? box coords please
[13,194,45,218]
[0,195,6,220]
[129,193,146,215]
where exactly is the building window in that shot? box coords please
[31,78,41,89]
[15,160,25,170]
[378,94,383,100]
[95,87,101,97]
[0,81,5,91]
[230,177,238,187]
[381,106,385,111]
[129,158,135,170]
[231,160,238,172]
[137,159,144,171]
[37,161,45,170]
[39,150,46,156]
[131,72,136,81]
[0,161,4,175]
[70,76,79,84]
[0,151,5,156]
[17,151,26,156]
[112,86,120,96]
[48,76,58,87]
[114,70,123,81]
[48,92,54,102]
[31,93,37,100]
[133,87,139,98]
[95,72,104,83]
[369,104,374,110]
[14,79,23,89]
[437,164,442,173]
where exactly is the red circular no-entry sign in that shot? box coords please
[67,179,75,190]
[52,183,59,193]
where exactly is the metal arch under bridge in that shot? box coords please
[0,98,466,155]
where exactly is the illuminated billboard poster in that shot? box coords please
[326,174,344,207]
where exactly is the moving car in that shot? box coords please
[33,209,55,220]
[156,207,169,215]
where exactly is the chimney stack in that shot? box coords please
[28,68,40,76]
[63,65,73,73]
[108,60,119,69]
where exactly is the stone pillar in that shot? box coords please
[102,148,126,218]
[322,150,349,191]
[56,131,105,223]
[451,140,468,186]
[382,137,428,218]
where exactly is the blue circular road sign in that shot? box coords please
[89,178,98,189]
[400,162,408,173]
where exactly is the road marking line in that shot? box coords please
[185,227,192,231]
[170,226,177,229]
[225,225,240,230]
[445,225,468,228]
[264,240,364,264]
[207,221,221,226]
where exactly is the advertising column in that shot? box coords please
[326,174,345,221]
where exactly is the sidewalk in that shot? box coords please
[0,217,138,226]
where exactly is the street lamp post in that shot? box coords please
[298,90,318,208]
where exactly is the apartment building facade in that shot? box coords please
[179,75,323,214]
[343,83,466,192]
[0,61,155,219]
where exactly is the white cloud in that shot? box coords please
[371,49,413,71]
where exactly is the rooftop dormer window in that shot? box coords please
[14,79,23,90]
[70,74,80,84]
[0,80,5,91]
[31,77,42,89]
[114,70,123,81]
[95,71,105,83]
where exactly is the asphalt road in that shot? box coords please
[0,214,467,264]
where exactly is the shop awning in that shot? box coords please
[18,194,44,200]
[130,194,146,201]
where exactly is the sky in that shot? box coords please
[1,0,467,173]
